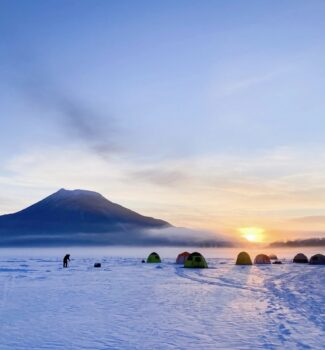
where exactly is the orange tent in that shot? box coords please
[254,254,271,264]
[176,251,190,264]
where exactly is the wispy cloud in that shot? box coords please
[9,56,122,158]
[291,216,325,224]
[212,59,297,98]
[130,168,191,187]
[26,78,120,158]
[221,71,278,96]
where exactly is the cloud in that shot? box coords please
[130,168,191,187]
[220,71,278,96]
[291,216,325,224]
[25,77,120,157]
[140,226,236,246]
[7,54,121,158]
[210,59,296,100]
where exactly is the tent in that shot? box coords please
[235,251,252,265]
[293,253,308,264]
[176,251,190,264]
[184,252,208,268]
[309,254,325,265]
[146,252,161,263]
[254,254,271,264]
[268,254,278,260]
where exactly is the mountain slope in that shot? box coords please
[0,189,170,238]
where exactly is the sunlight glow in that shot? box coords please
[238,227,265,242]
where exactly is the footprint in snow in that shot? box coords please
[279,323,291,336]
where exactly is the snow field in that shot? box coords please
[0,256,324,349]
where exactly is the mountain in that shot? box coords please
[0,189,171,246]
[0,189,236,247]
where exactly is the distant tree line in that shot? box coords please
[269,238,325,247]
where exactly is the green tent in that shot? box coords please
[184,252,208,268]
[146,252,161,263]
[236,251,252,265]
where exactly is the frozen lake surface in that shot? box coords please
[0,248,324,349]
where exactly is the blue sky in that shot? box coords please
[1,1,325,241]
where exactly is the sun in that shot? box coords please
[238,227,265,242]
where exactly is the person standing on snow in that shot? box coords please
[63,254,70,268]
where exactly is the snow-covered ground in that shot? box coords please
[0,248,324,349]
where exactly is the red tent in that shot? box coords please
[254,254,271,264]
[176,251,190,264]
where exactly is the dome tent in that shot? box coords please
[236,251,252,265]
[146,252,161,263]
[184,252,208,268]
[254,254,271,264]
[309,254,325,265]
[268,254,278,260]
[293,253,308,264]
[176,251,190,264]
